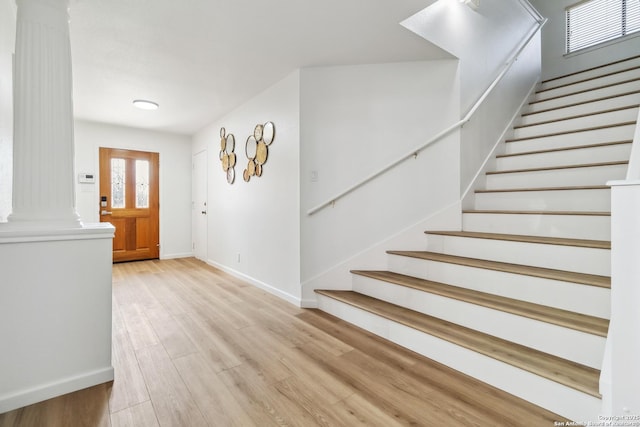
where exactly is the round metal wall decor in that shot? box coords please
[243,121,275,182]
[219,127,237,184]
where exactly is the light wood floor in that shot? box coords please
[0,258,566,426]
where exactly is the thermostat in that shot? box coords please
[78,173,95,184]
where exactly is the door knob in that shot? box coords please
[101,210,112,215]
[201,211,207,215]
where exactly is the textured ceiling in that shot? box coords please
[68,0,450,135]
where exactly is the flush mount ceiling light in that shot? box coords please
[133,99,159,110]
[459,0,479,10]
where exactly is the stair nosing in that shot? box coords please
[315,289,601,398]
[386,250,610,288]
[486,160,627,175]
[524,89,640,116]
[475,185,609,193]
[462,209,611,217]
[497,140,632,158]
[541,54,640,85]
[505,122,636,143]
[532,77,640,104]
[513,105,639,130]
[424,230,610,250]
[351,269,609,337]
[537,65,640,94]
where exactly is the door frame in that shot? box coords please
[192,149,208,261]
[99,147,160,262]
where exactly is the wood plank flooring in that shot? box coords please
[0,258,567,426]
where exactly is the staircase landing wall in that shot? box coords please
[300,61,461,303]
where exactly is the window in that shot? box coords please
[566,0,640,53]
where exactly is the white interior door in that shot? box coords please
[192,150,208,261]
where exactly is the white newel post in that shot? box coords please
[8,0,81,227]
[604,180,640,416]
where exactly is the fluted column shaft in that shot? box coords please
[8,0,80,226]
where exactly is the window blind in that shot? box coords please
[566,0,640,53]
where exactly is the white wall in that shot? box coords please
[402,0,542,195]
[300,60,461,289]
[531,0,640,80]
[0,226,115,413]
[0,0,15,222]
[402,0,540,113]
[192,71,301,304]
[74,120,192,259]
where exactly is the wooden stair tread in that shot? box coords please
[425,230,610,249]
[351,270,609,336]
[315,290,601,398]
[497,140,632,158]
[386,250,610,288]
[462,209,610,216]
[541,54,640,85]
[506,122,636,142]
[475,185,609,193]
[532,77,640,104]
[537,65,640,94]
[525,90,640,116]
[486,160,627,175]
[514,105,639,129]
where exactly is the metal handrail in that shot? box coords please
[307,16,547,216]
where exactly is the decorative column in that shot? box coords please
[8,0,81,227]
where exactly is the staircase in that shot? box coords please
[314,55,640,421]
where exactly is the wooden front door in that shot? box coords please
[99,147,159,262]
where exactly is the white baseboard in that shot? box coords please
[161,252,193,260]
[0,366,114,414]
[206,260,302,307]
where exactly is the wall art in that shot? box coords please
[243,121,275,182]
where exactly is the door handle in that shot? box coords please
[101,210,112,215]
[201,211,207,215]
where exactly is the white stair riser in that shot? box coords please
[541,58,640,90]
[505,124,636,154]
[536,68,640,101]
[316,294,602,422]
[353,275,605,369]
[486,164,626,189]
[520,93,640,125]
[496,143,632,170]
[529,80,640,113]
[462,212,611,240]
[513,109,638,140]
[475,188,610,212]
[425,234,610,276]
[387,254,611,319]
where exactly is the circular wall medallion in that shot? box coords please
[245,135,258,160]
[247,159,256,176]
[225,133,235,153]
[226,167,235,184]
[255,141,268,165]
[254,123,264,141]
[220,137,226,152]
[263,121,275,146]
[243,169,250,182]
[222,153,230,171]
[229,153,236,168]
[255,163,263,177]
[220,127,226,138]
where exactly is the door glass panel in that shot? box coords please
[111,158,126,208]
[136,160,149,208]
